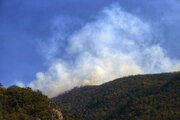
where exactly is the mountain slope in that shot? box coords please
[52,72,180,120]
[0,85,63,120]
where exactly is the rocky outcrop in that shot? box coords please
[49,100,63,120]
[52,108,63,120]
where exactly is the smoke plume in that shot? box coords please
[29,4,180,97]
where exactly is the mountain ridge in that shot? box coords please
[52,72,180,120]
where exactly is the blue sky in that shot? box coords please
[1,0,180,97]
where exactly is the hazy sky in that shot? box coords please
[1,0,180,97]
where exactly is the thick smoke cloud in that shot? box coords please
[29,4,180,97]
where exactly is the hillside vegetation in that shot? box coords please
[0,85,63,120]
[53,72,180,120]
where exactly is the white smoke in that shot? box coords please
[29,4,179,97]
[16,81,25,88]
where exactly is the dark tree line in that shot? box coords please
[0,85,63,120]
[53,72,180,120]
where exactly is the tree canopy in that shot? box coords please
[0,83,2,88]
[0,85,63,120]
[53,72,180,120]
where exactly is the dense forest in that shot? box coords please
[0,83,83,120]
[53,72,180,120]
[0,85,63,120]
[1,72,179,120]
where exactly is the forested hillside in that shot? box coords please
[53,72,180,120]
[0,85,63,120]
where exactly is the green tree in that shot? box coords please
[0,83,2,88]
